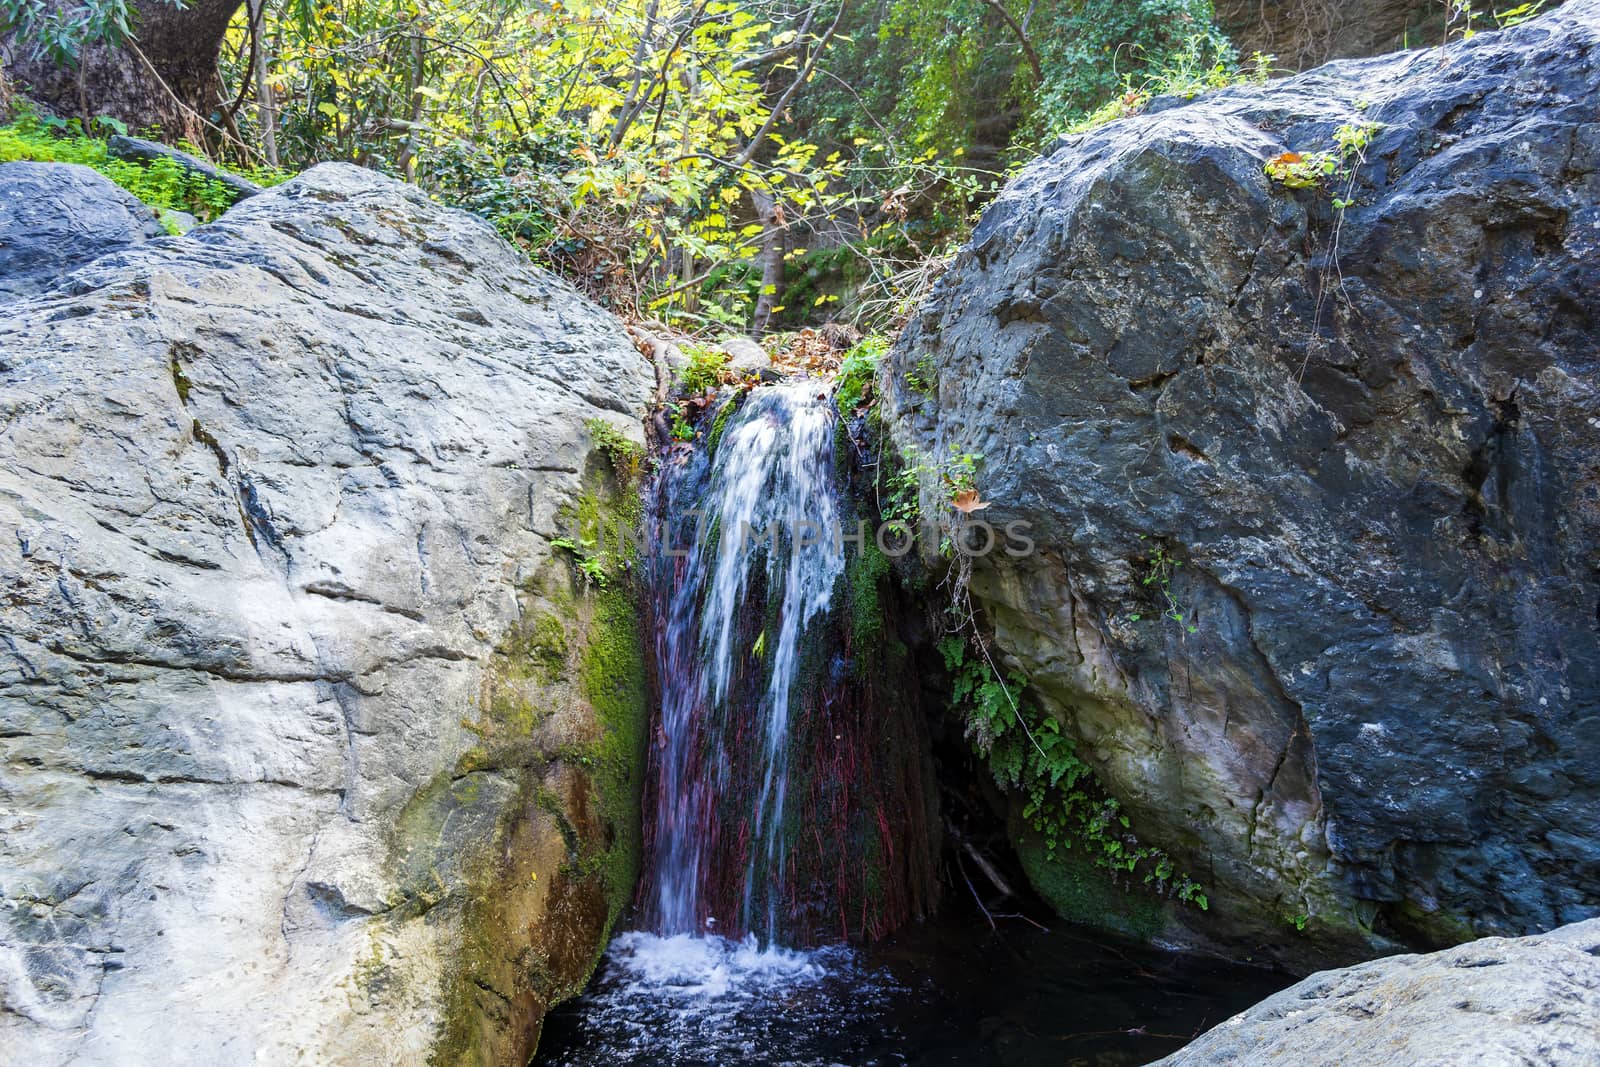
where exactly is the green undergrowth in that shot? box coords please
[938,633,1208,914]
[675,343,731,395]
[1067,35,1272,134]
[0,110,290,231]
[834,335,889,417]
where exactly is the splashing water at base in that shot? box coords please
[535,931,896,1067]
[536,914,1293,1066]
[547,382,1292,1065]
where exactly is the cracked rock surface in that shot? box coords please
[882,2,1600,965]
[0,163,653,1063]
[1155,917,1600,1065]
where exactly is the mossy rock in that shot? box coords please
[424,456,650,1066]
[1011,812,1167,941]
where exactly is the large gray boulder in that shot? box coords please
[1155,918,1600,1065]
[0,161,164,301]
[0,163,655,1063]
[882,1,1600,964]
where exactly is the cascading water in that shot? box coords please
[640,380,935,944]
[646,382,847,940]
[535,380,1295,1066]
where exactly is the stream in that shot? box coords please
[537,911,1289,1066]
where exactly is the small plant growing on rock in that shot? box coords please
[551,536,608,587]
[1067,39,1274,134]
[938,630,1208,909]
[666,403,696,443]
[905,352,938,395]
[833,335,888,417]
[883,447,928,528]
[675,344,731,395]
[1264,121,1381,193]
[1129,538,1198,634]
[584,417,644,484]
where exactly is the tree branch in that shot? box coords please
[978,0,1042,82]
[733,0,847,169]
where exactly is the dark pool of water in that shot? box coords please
[536,910,1292,1066]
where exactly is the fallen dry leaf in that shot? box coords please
[952,488,991,513]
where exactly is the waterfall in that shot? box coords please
[639,381,935,945]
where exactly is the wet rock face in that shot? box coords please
[0,161,165,301]
[1156,917,1600,1066]
[883,3,1600,964]
[0,163,654,1063]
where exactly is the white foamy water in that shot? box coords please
[537,931,900,1067]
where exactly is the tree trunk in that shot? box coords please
[749,189,787,338]
[247,0,278,166]
[2,0,246,145]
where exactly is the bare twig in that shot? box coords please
[977,0,1042,81]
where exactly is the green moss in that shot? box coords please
[1013,820,1166,940]
[1383,897,1478,949]
[169,350,193,403]
[579,582,649,924]
[706,392,744,453]
[584,417,644,488]
[844,541,891,658]
[423,447,651,1067]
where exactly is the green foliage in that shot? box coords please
[938,632,1207,910]
[676,344,732,396]
[550,536,609,588]
[1263,121,1381,193]
[1014,826,1165,937]
[942,446,980,497]
[1037,3,1238,137]
[666,403,696,443]
[880,444,982,542]
[1067,35,1271,134]
[1448,0,1551,41]
[1,0,141,66]
[234,0,906,328]
[905,352,937,395]
[1128,539,1198,633]
[833,335,889,416]
[883,447,927,527]
[0,111,285,224]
